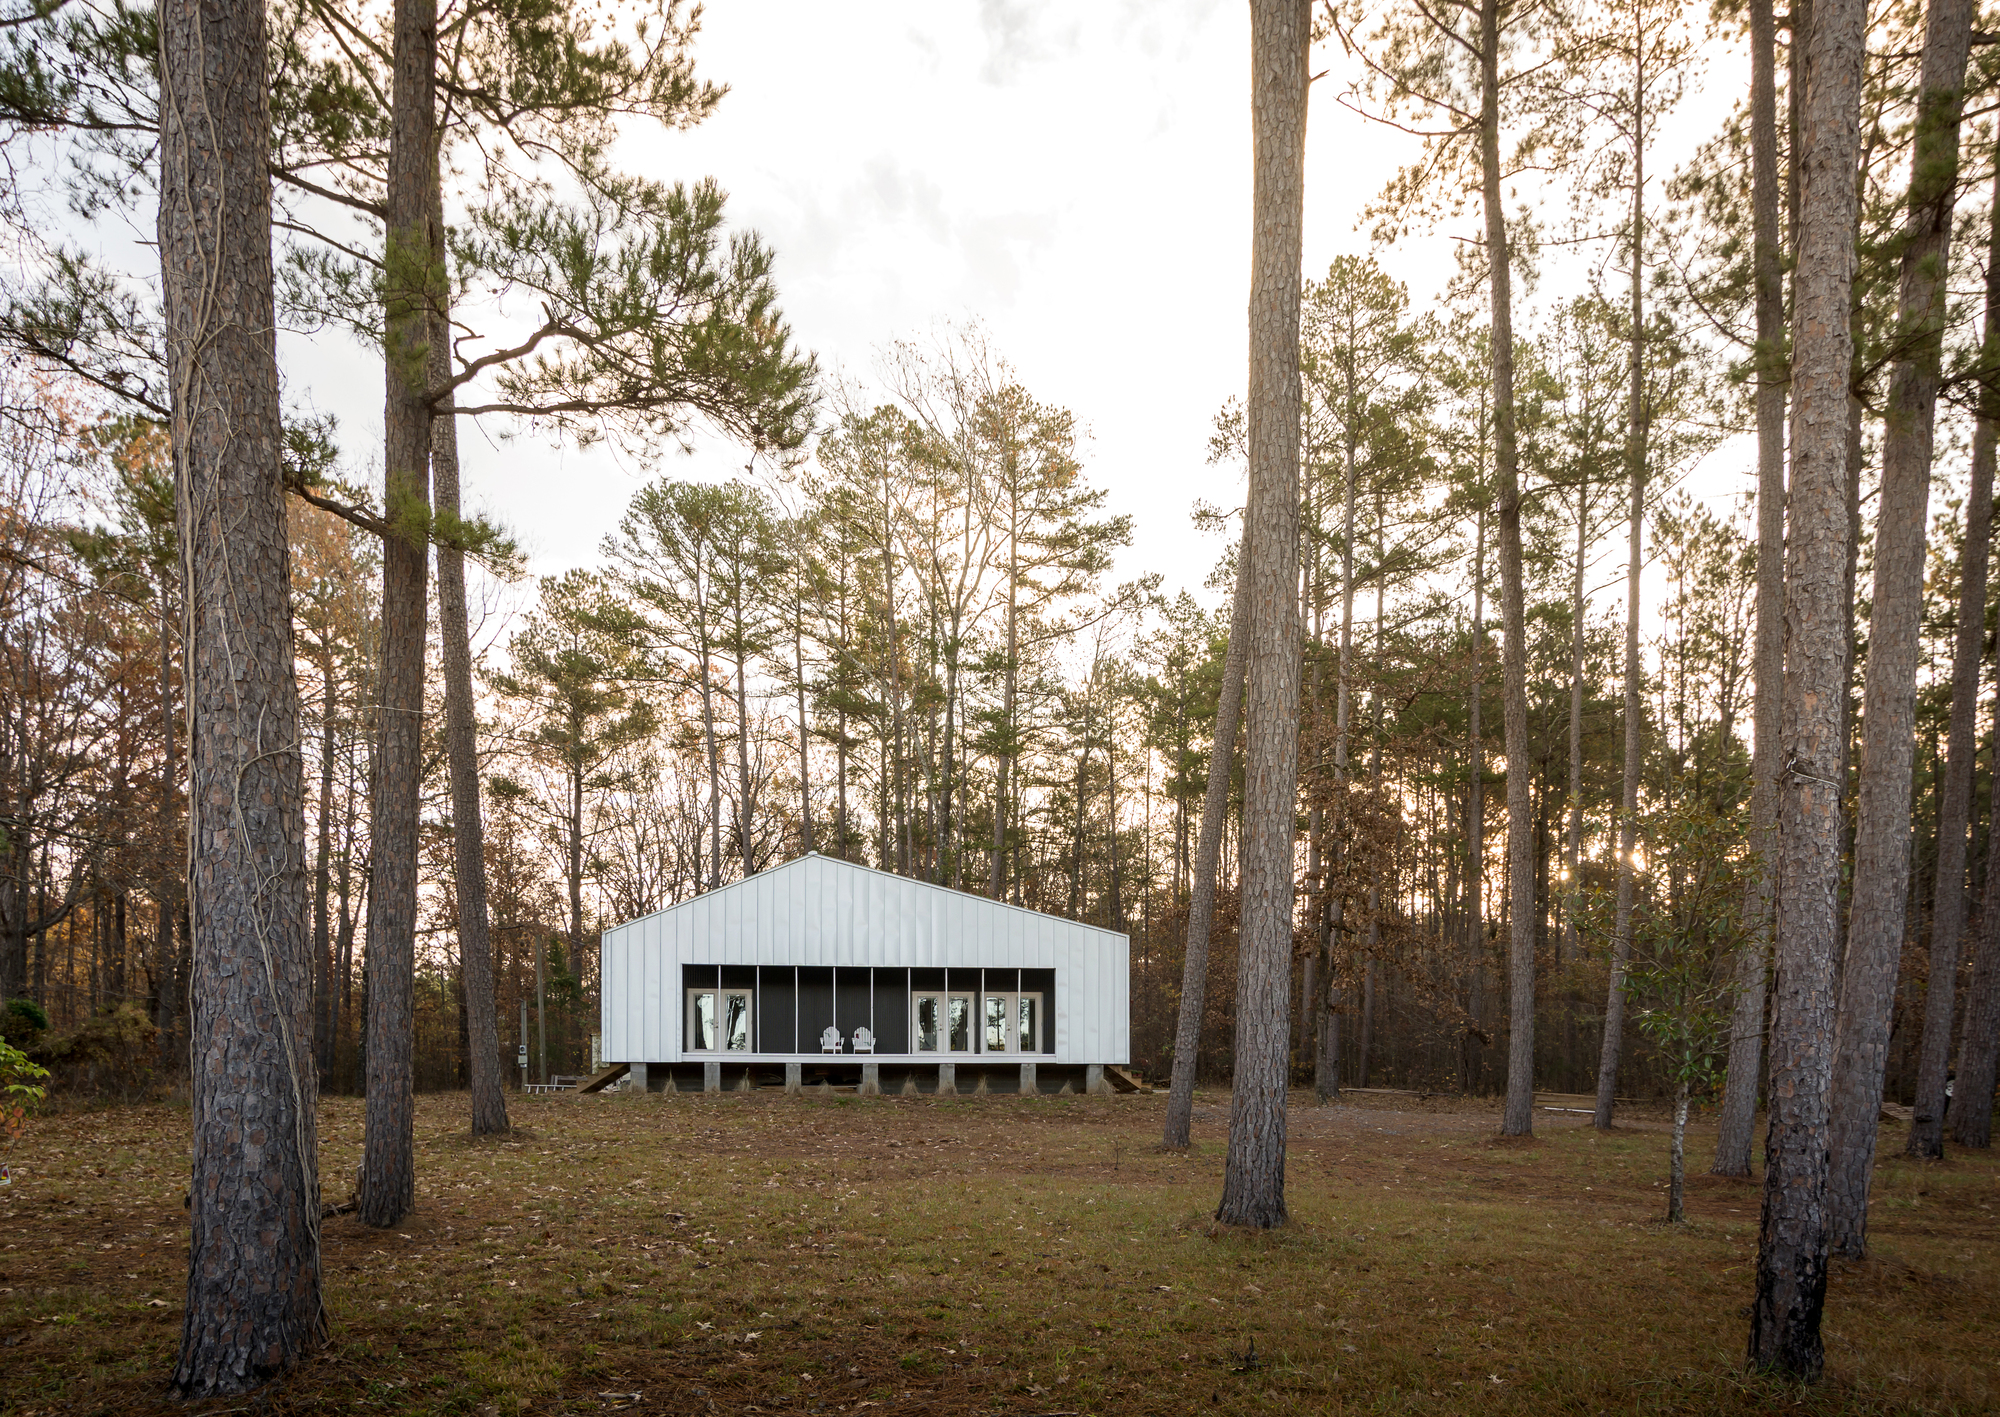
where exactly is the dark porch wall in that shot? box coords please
[872,968,911,1052]
[834,969,872,1039]
[682,963,1056,1054]
[1022,968,1055,1054]
[797,966,833,1046]
[758,967,797,1053]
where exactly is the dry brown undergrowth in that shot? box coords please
[0,1089,1993,1416]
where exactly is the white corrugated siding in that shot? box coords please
[598,853,1128,1064]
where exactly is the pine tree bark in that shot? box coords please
[430,195,510,1138]
[1749,0,1866,1378]
[1484,0,1535,1139]
[1826,0,1973,1239]
[160,0,325,1388]
[1161,549,1248,1149]
[1908,125,1996,1162]
[1215,0,1307,1228]
[1714,0,1786,1179]
[360,0,438,1230]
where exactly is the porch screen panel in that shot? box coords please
[797,967,834,1049]
[834,968,871,1043]
[871,968,911,1053]
[759,966,797,1053]
[1021,968,1056,1054]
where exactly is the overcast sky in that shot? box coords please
[281,0,1745,618]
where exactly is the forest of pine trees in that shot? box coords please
[4,0,2000,1133]
[3,0,2000,1386]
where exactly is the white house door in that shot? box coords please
[912,992,974,1053]
[688,987,752,1051]
[980,993,1041,1054]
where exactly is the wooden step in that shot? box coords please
[574,1061,631,1094]
[1102,1065,1143,1094]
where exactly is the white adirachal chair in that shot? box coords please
[852,1026,875,1055]
[819,1026,842,1054]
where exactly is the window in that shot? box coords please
[979,993,1041,1053]
[912,992,974,1053]
[688,987,752,1052]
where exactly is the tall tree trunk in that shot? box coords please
[1361,494,1385,1090]
[1216,0,1307,1229]
[1826,0,1974,1243]
[1465,508,1486,1093]
[154,570,181,1071]
[160,0,325,1385]
[1595,250,1647,1131]
[330,754,360,1087]
[1562,481,1586,971]
[1950,656,2000,1146]
[1906,97,1992,1162]
[360,0,437,1231]
[1485,0,1535,1139]
[430,199,510,1138]
[836,586,849,861]
[794,576,814,854]
[1749,0,1866,1378]
[1161,550,1250,1148]
[1598,33,1652,1133]
[1714,0,1786,1179]
[697,603,722,891]
[312,645,335,1079]
[993,555,1018,899]
[1321,350,1360,1102]
[1948,168,2000,1151]
[734,640,755,873]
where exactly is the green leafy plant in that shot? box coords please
[1619,804,1749,1224]
[1,1034,50,1145]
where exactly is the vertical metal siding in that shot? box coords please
[598,854,1131,1065]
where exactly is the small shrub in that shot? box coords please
[33,1003,158,1101]
[1,1034,49,1148]
[2,996,49,1047]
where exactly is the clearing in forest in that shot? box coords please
[0,1090,1993,1415]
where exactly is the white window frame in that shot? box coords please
[910,991,976,1054]
[978,991,1043,1055]
[686,986,754,1053]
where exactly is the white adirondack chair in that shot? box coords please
[819,1026,842,1053]
[852,1026,876,1054]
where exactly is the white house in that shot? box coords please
[597,852,1130,1095]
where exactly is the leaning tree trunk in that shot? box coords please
[1161,549,1249,1149]
[1215,0,1308,1229]
[1715,0,1787,1178]
[430,196,510,1138]
[160,0,325,1389]
[1749,0,1866,1379]
[1827,0,1974,1246]
[1483,0,1536,1139]
[360,0,438,1230]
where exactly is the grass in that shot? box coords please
[0,1087,1994,1415]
